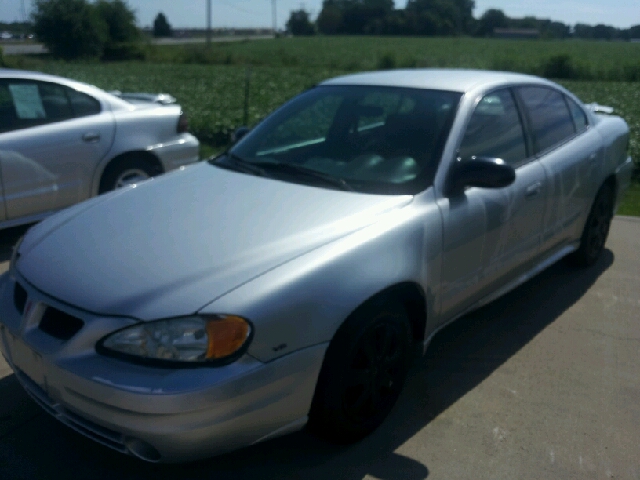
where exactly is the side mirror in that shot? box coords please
[446,156,516,197]
[231,126,250,144]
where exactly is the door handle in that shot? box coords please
[82,132,101,143]
[525,182,542,197]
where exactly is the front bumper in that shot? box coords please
[0,272,326,463]
[148,133,200,171]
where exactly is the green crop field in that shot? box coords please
[7,36,640,213]
[141,37,640,81]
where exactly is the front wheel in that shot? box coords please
[308,301,412,443]
[567,183,614,267]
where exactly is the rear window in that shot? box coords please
[517,86,576,153]
[565,96,588,133]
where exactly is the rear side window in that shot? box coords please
[565,96,588,133]
[0,79,101,133]
[517,86,576,153]
[68,88,101,117]
[458,88,528,167]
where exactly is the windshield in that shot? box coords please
[228,85,462,194]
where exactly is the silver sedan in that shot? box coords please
[0,69,633,463]
[0,70,199,229]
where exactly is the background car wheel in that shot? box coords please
[308,300,412,443]
[99,155,161,193]
[567,182,614,267]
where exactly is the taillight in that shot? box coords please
[177,111,189,133]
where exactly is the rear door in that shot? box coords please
[0,78,115,220]
[515,86,602,251]
[438,88,547,323]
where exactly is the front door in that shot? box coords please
[437,88,547,323]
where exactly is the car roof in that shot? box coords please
[319,68,553,93]
[0,68,99,90]
[0,68,131,108]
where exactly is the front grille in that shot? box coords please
[38,307,84,340]
[13,282,27,314]
[15,368,128,454]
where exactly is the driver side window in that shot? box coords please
[458,89,528,167]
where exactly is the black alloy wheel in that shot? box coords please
[568,183,614,267]
[342,321,407,424]
[309,301,412,443]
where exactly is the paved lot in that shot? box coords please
[0,217,638,479]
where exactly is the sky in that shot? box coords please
[0,0,638,30]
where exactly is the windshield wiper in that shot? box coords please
[253,161,354,191]
[210,152,268,177]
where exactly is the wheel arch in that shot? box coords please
[603,173,617,200]
[339,281,428,346]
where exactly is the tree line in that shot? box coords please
[16,0,171,60]
[11,0,640,63]
[286,0,640,40]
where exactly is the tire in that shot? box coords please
[308,299,412,443]
[99,155,160,194]
[567,182,614,267]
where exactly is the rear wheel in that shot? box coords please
[99,155,161,193]
[308,300,412,443]
[567,183,614,267]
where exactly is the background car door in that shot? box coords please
[437,88,547,323]
[0,79,115,220]
[516,86,603,251]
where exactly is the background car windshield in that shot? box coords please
[231,85,461,194]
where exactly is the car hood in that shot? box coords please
[17,163,412,320]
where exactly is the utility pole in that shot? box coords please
[206,0,212,45]
[20,0,27,23]
[20,0,27,39]
[271,0,277,35]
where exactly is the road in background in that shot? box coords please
[0,217,639,479]
[1,35,275,56]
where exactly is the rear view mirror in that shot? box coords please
[231,126,250,144]
[446,156,516,196]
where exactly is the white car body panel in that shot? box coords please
[0,69,199,228]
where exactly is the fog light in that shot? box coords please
[125,437,161,462]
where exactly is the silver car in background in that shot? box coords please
[0,69,633,463]
[0,69,199,229]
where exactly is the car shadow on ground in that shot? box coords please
[0,249,614,480]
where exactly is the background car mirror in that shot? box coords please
[231,126,250,144]
[446,156,516,196]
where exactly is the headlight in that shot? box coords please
[97,315,253,366]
